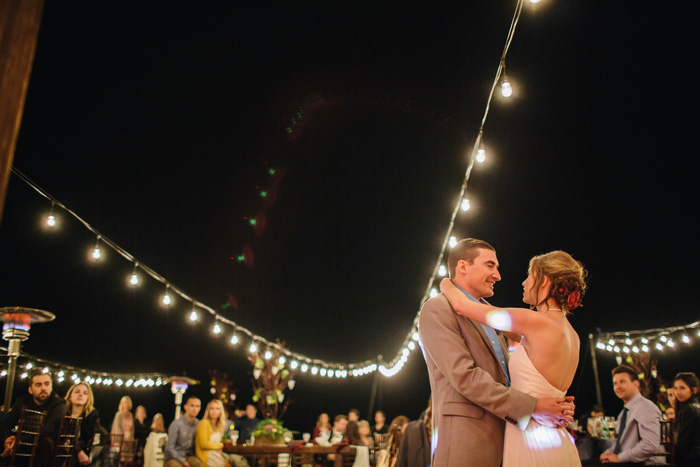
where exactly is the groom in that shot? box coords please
[419,238,575,467]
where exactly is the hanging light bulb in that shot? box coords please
[249,343,258,354]
[230,333,239,345]
[460,198,471,212]
[500,59,513,98]
[448,236,458,248]
[438,265,447,277]
[264,350,273,360]
[430,288,438,298]
[212,323,222,335]
[128,264,140,287]
[90,238,102,261]
[501,77,513,98]
[161,288,172,307]
[476,147,486,163]
[44,203,58,229]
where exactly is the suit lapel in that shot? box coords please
[459,315,502,367]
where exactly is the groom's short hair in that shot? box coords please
[448,238,496,278]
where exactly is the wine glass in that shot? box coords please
[284,431,293,443]
[231,430,239,445]
[302,433,311,443]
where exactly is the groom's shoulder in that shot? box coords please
[420,294,454,320]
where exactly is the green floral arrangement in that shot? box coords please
[221,423,236,442]
[253,418,286,441]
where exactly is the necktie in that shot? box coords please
[614,408,628,454]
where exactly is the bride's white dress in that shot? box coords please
[503,339,581,467]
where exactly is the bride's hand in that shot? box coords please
[439,278,455,294]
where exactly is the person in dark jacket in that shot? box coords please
[672,372,700,467]
[0,369,67,467]
[233,405,259,443]
[64,382,99,466]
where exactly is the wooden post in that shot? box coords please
[588,333,603,407]
[0,0,45,225]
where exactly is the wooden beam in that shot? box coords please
[0,0,45,225]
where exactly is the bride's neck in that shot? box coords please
[536,297,561,313]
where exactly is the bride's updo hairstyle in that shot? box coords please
[529,250,588,314]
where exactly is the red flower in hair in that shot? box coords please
[567,290,581,310]
[557,286,568,297]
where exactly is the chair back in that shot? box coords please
[659,419,674,465]
[374,433,391,451]
[119,440,138,466]
[99,433,124,467]
[155,434,168,463]
[9,408,46,467]
[52,415,82,467]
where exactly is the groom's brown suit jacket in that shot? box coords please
[419,293,537,467]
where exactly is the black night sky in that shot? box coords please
[1,1,698,433]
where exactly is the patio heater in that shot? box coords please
[167,376,199,419]
[1,306,55,412]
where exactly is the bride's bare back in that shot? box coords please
[519,310,579,392]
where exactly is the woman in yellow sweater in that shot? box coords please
[195,400,228,467]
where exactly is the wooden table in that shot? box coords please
[223,443,357,467]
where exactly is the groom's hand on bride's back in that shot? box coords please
[531,396,576,428]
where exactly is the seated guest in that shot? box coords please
[372,410,388,435]
[580,404,605,436]
[312,413,331,440]
[672,372,700,467]
[348,409,360,423]
[164,396,203,467]
[665,407,676,420]
[195,400,227,467]
[196,401,248,467]
[329,415,348,445]
[64,382,99,466]
[234,405,258,443]
[600,365,664,465]
[386,416,409,466]
[344,420,371,467]
[0,369,67,467]
[395,411,431,467]
[151,413,166,433]
[345,421,361,445]
[357,420,374,449]
[111,396,134,441]
[134,405,150,455]
[144,423,168,467]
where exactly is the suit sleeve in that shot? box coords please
[419,295,536,429]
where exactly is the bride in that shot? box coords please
[440,250,587,467]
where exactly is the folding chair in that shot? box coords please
[119,440,138,467]
[100,434,124,467]
[52,415,82,467]
[9,408,46,467]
